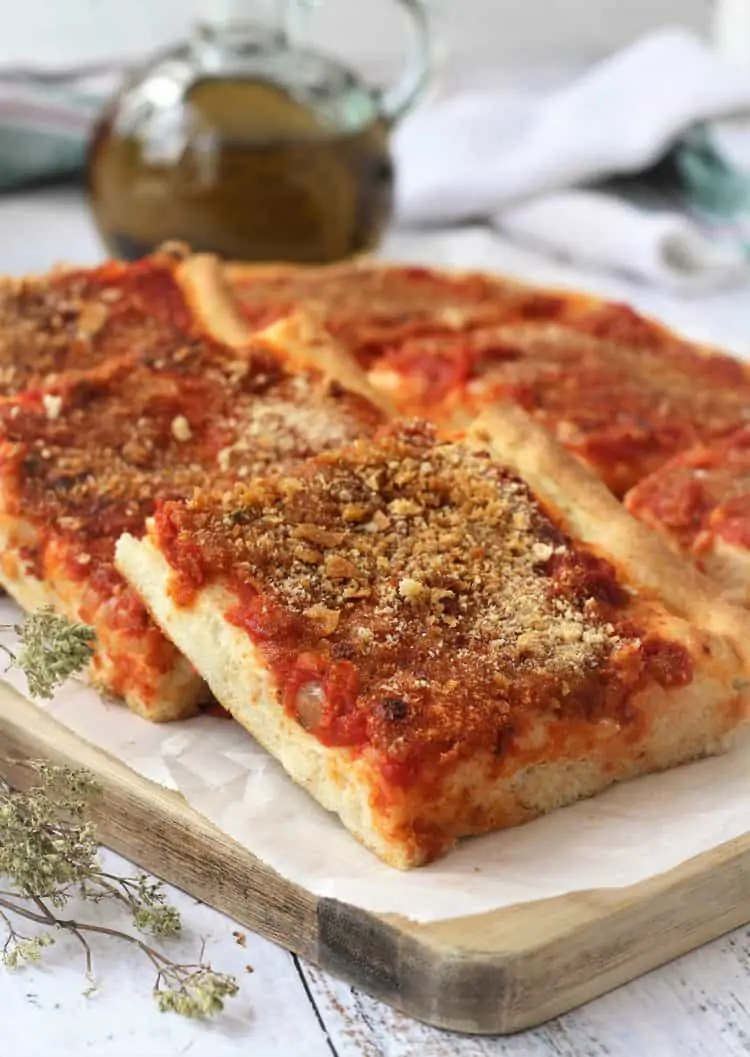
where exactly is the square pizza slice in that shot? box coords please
[227,261,750,497]
[0,243,250,397]
[116,406,750,867]
[0,312,390,721]
[625,426,750,607]
[367,320,750,497]
[225,259,592,353]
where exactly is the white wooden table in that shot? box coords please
[2,187,750,1057]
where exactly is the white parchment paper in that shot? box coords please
[3,592,749,924]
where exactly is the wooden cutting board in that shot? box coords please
[1,681,749,1036]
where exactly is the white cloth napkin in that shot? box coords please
[394,28,750,292]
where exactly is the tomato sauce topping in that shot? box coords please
[0,247,194,396]
[626,426,750,552]
[0,278,385,699]
[154,423,693,787]
[233,264,750,497]
[231,262,571,367]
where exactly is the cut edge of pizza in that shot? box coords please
[115,404,750,866]
[0,507,210,719]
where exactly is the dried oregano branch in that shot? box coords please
[0,605,95,700]
[0,764,238,1017]
[0,612,239,1017]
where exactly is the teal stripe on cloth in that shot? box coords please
[0,71,118,192]
[673,124,750,244]
[0,126,87,191]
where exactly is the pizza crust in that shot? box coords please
[178,253,257,348]
[116,533,402,857]
[260,313,397,419]
[629,502,750,611]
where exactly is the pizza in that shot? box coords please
[370,321,750,496]
[625,426,750,607]
[225,259,599,356]
[115,405,750,867]
[0,243,250,396]
[227,260,750,496]
[0,287,389,721]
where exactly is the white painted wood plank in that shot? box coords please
[302,926,750,1057]
[0,848,332,1057]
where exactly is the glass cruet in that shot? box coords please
[87,0,431,263]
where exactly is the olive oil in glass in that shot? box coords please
[87,1,430,264]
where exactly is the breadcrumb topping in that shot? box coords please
[156,423,692,772]
[0,330,384,591]
[0,252,193,395]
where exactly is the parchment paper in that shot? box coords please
[2,594,749,924]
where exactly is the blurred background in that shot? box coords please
[1,0,750,356]
[0,1,714,73]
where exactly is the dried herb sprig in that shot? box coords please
[0,606,95,699]
[0,764,238,1017]
[0,611,238,1017]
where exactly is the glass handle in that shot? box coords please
[379,0,431,127]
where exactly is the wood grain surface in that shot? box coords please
[1,680,749,1036]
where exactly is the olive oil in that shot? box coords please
[86,0,429,264]
[88,77,394,264]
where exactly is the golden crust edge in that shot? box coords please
[260,312,398,420]
[178,253,256,349]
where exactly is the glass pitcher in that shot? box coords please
[87,0,430,264]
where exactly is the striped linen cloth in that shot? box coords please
[0,63,121,190]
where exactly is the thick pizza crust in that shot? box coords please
[626,504,750,611]
[698,538,750,609]
[116,534,400,860]
[178,253,256,348]
[260,313,397,419]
